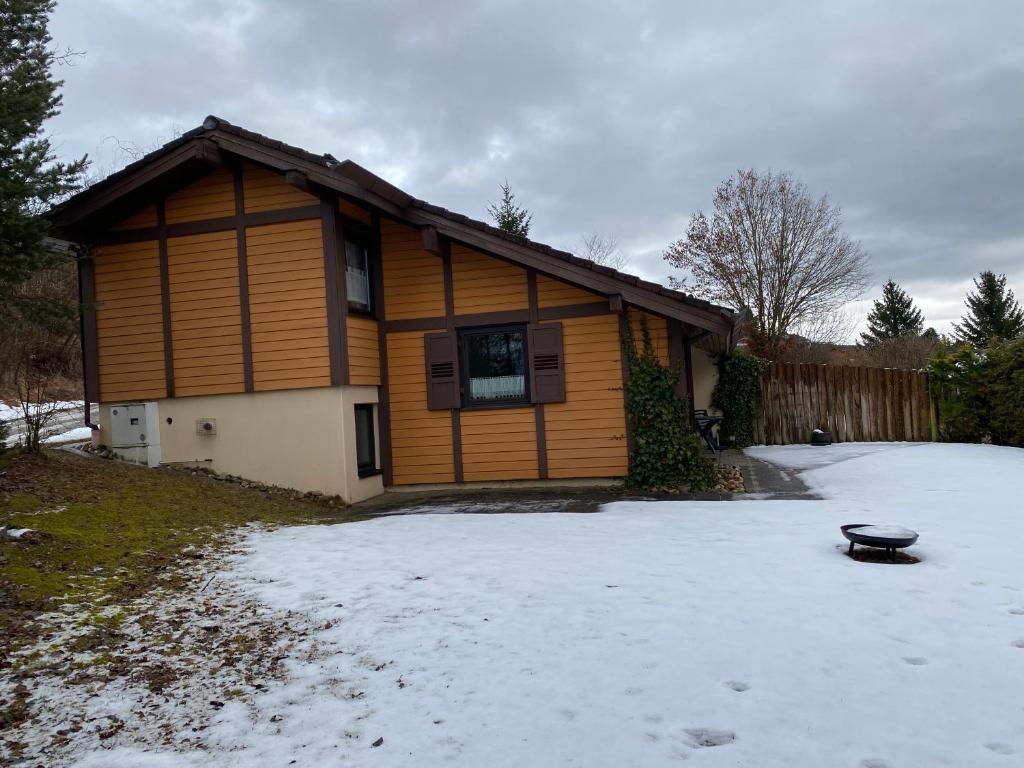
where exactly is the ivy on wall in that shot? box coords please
[622,312,715,491]
[712,353,769,448]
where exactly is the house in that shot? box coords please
[48,117,739,503]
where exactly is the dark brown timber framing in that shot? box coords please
[232,163,254,392]
[618,311,634,454]
[382,301,614,334]
[371,211,394,486]
[667,319,689,404]
[77,248,100,405]
[320,196,349,386]
[441,238,464,483]
[527,270,549,479]
[96,204,322,245]
[156,199,175,397]
[683,332,696,427]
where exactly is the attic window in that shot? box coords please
[346,237,371,313]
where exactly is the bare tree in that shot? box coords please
[576,232,630,271]
[664,170,870,357]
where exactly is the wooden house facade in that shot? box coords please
[49,117,738,503]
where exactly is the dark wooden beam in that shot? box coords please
[371,211,394,487]
[320,196,349,386]
[618,311,634,455]
[194,138,225,167]
[381,300,616,333]
[77,249,100,406]
[441,238,463,483]
[96,204,322,245]
[527,269,548,479]
[285,169,313,196]
[232,163,254,393]
[683,332,696,428]
[157,199,175,398]
[420,225,441,255]
[609,294,624,314]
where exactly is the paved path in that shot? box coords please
[721,448,818,499]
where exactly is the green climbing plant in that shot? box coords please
[712,353,769,448]
[622,312,715,491]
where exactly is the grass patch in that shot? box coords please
[0,449,360,656]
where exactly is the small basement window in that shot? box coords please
[459,325,529,407]
[354,404,379,477]
[346,236,372,313]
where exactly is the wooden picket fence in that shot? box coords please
[753,362,936,445]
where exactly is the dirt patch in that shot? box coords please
[845,548,921,565]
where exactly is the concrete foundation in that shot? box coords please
[95,385,383,505]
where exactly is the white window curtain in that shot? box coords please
[347,265,370,307]
[470,375,525,400]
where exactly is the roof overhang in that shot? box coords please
[49,116,738,342]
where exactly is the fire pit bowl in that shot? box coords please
[842,524,919,562]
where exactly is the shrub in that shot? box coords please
[928,344,987,442]
[984,337,1024,446]
[712,353,769,448]
[622,312,715,491]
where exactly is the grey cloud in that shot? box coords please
[48,0,1024,335]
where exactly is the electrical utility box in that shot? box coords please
[108,402,162,467]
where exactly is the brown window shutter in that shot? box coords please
[529,322,565,404]
[424,331,461,410]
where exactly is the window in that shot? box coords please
[459,325,529,407]
[346,237,372,313]
[354,404,379,477]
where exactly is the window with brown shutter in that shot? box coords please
[528,322,565,403]
[424,331,461,410]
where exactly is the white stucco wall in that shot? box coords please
[691,346,720,414]
[95,385,383,504]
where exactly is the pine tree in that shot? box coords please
[486,179,532,238]
[952,271,1024,348]
[859,279,924,346]
[1,0,88,328]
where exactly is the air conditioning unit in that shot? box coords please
[108,402,161,468]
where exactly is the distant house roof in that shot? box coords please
[49,116,738,341]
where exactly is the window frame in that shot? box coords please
[342,218,375,317]
[354,403,380,478]
[457,323,532,410]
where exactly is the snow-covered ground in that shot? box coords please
[37,444,1024,765]
[0,400,88,446]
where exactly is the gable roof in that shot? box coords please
[49,116,738,341]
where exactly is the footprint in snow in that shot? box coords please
[1012,639,1024,649]
[859,760,892,768]
[1009,608,1024,616]
[684,728,735,748]
[902,656,928,666]
[724,680,750,692]
[985,742,1015,755]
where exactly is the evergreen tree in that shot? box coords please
[860,279,924,346]
[486,179,532,238]
[952,271,1024,348]
[1,0,87,328]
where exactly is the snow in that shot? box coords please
[0,400,83,422]
[20,442,1024,766]
[42,425,94,444]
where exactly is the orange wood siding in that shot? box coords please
[629,311,670,365]
[245,219,331,391]
[347,315,381,386]
[167,231,245,396]
[93,240,166,401]
[544,314,628,478]
[381,219,445,320]
[460,408,538,481]
[536,273,602,308]
[451,243,528,314]
[164,168,235,224]
[339,198,372,224]
[242,162,318,213]
[386,330,455,484]
[110,205,157,230]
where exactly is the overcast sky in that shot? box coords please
[47,0,1024,339]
